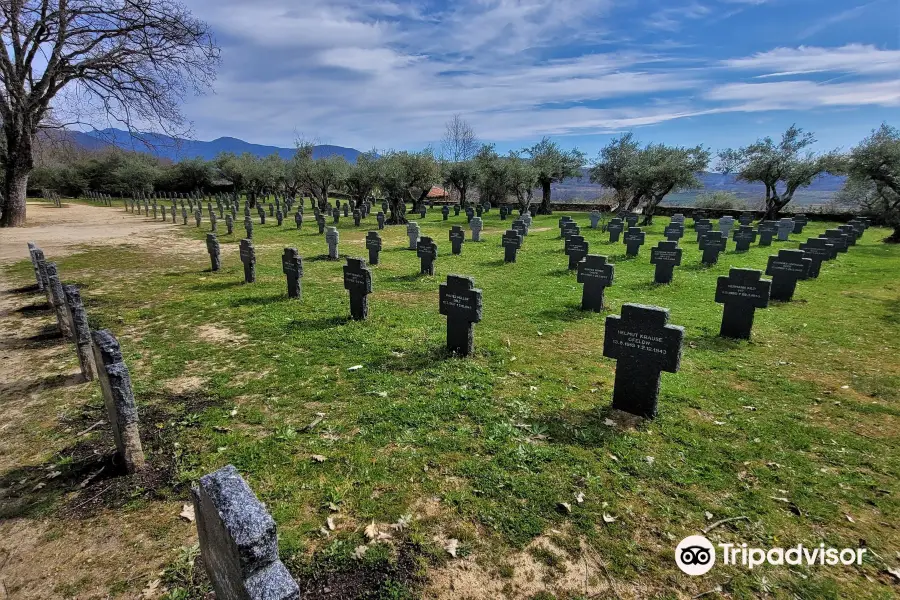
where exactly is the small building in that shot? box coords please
[427,186,450,201]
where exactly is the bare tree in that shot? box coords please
[0,0,220,226]
[440,114,478,162]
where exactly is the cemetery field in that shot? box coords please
[2,202,900,599]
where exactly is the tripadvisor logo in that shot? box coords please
[675,536,867,575]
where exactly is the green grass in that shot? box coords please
[5,200,900,598]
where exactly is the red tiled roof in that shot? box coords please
[426,186,449,198]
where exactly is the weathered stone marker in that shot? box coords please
[561,221,579,240]
[317,215,326,234]
[376,212,385,229]
[502,229,523,263]
[576,254,614,312]
[602,304,684,419]
[664,223,684,242]
[192,465,300,600]
[206,233,221,272]
[792,214,808,234]
[450,226,465,255]
[465,207,474,223]
[837,224,858,246]
[44,262,72,337]
[417,236,438,275]
[605,217,623,243]
[281,248,303,299]
[91,329,145,472]
[699,231,726,265]
[565,235,589,270]
[294,211,303,229]
[195,209,202,227]
[623,227,646,257]
[332,207,340,224]
[738,213,753,226]
[758,220,777,246]
[776,218,794,242]
[821,229,849,253]
[365,231,382,265]
[62,285,96,380]
[353,209,361,226]
[276,209,283,226]
[182,207,188,225]
[439,275,483,356]
[407,221,421,250]
[26,242,44,291]
[766,249,811,301]
[798,237,835,278]
[732,225,757,252]
[210,212,218,232]
[345,204,351,218]
[694,219,712,242]
[624,213,639,228]
[240,239,256,284]
[225,213,234,235]
[442,205,449,220]
[718,216,735,238]
[715,268,770,339]
[558,216,572,234]
[512,219,528,239]
[671,213,685,225]
[419,205,427,219]
[470,217,483,242]
[344,258,373,321]
[649,241,682,284]
[589,210,602,229]
[325,227,340,260]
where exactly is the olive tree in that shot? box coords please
[838,123,900,242]
[505,151,537,211]
[0,0,219,226]
[473,144,509,207]
[524,137,585,214]
[294,143,350,211]
[378,150,439,225]
[344,151,381,208]
[635,144,709,225]
[588,134,642,210]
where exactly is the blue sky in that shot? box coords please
[178,0,900,156]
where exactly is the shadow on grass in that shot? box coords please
[15,301,52,316]
[189,279,244,292]
[387,272,427,283]
[546,267,576,277]
[480,259,508,268]
[531,405,625,448]
[367,342,454,373]
[5,283,40,294]
[682,262,717,272]
[305,254,342,263]
[229,293,287,308]
[287,315,352,332]
[689,333,746,352]
[0,325,66,351]
[882,298,900,325]
[536,304,594,323]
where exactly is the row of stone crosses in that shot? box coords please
[23,211,872,600]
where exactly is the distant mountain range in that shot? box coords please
[69,128,362,162]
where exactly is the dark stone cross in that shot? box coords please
[366,231,382,265]
[732,225,757,252]
[623,227,645,257]
[699,231,726,265]
[766,249,811,301]
[649,241,682,284]
[558,216,572,234]
[210,212,218,232]
[268,204,275,218]
[692,210,707,226]
[258,208,266,225]
[353,209,361,226]
[225,213,234,235]
[282,247,303,299]
[439,275,483,356]
[240,239,256,283]
[294,211,303,229]
[715,268,771,339]
[276,209,283,226]
[332,207,340,223]
[589,210,602,229]
[195,209,202,227]
[602,303,684,419]
[417,237,438,275]
[694,219,712,242]
[576,254,614,312]
[738,213,753,226]
[376,212,385,229]
[664,223,684,242]
[453,205,460,216]
[792,214,808,234]
[382,200,389,213]
[502,229,523,263]
[500,206,508,220]
[450,225,465,255]
[821,229,849,253]
[564,235,589,269]
[171,205,177,223]
[465,207,474,223]
[776,218,794,241]
[512,219,528,239]
[317,215,326,234]
[344,258,373,320]
[206,233,221,272]
[758,220,777,246]
[442,205,450,220]
[607,218,624,243]
[837,224,858,246]
[798,237,835,278]
[561,221,579,240]
[624,213,639,228]
[243,214,254,238]
[344,204,350,218]
[475,205,483,217]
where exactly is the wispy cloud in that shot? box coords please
[721,44,900,77]
[798,1,878,40]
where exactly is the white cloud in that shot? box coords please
[706,79,900,110]
[721,44,900,77]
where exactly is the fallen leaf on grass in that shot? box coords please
[179,504,195,522]
[603,418,616,427]
[353,545,368,560]
[558,502,572,514]
[142,579,160,599]
[575,492,585,504]
[391,514,412,531]
[705,511,714,521]
[885,567,900,582]
[845,514,855,523]
[326,517,335,531]
[445,538,459,557]
[311,455,327,463]
[364,521,379,541]
[602,513,617,524]
[348,365,363,371]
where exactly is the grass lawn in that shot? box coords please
[3,200,899,599]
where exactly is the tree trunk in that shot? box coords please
[459,186,467,208]
[887,225,900,243]
[387,198,408,225]
[763,196,790,220]
[1,126,35,227]
[538,181,552,214]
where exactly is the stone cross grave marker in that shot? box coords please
[353,209,361,226]
[276,209,283,226]
[561,221,579,240]
[382,200,389,214]
[502,229,523,263]
[258,207,266,225]
[44,262,71,337]
[519,213,532,234]
[407,221,421,249]
[607,218,624,243]
[62,285,96,380]
[91,329,145,472]
[240,239,256,284]
[225,213,234,235]
[798,237,834,278]
[344,204,350,218]
[376,212,385,229]
[206,233,221,272]
[512,219,528,239]
[182,207,188,225]
[694,219,712,242]
[450,225,465,255]
[699,231,726,265]
[603,303,684,419]
[244,216,254,239]
[171,205,177,223]
[650,241,682,284]
[777,218,795,241]
[294,211,303,229]
[732,225,757,252]
[758,220,777,246]
[316,215,326,234]
[577,254,614,312]
[671,213,685,225]
[557,216,572,235]
[499,206,508,220]
[439,275,483,356]
[192,465,300,600]
[715,268,771,339]
[268,204,274,218]
[792,214,808,234]
[331,207,340,224]
[624,213,639,228]
[738,213,753,226]
[664,222,684,242]
[766,249,811,301]
[470,217,483,241]
[441,205,449,220]
[589,210,602,229]
[565,235,589,269]
[624,227,646,257]
[419,205,427,219]
[325,227,340,260]
[718,216,735,238]
[837,224,858,246]
[453,205,460,216]
[343,258,373,321]
[417,237,438,275]
[210,211,218,232]
[282,248,303,299]
[464,207,474,223]
[483,201,491,213]
[821,229,849,253]
[366,231,382,265]
[691,210,707,226]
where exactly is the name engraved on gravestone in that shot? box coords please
[718,216,735,238]
[282,248,303,299]
[649,241,682,284]
[240,239,256,284]
[343,258,373,321]
[757,220,777,246]
[206,234,221,272]
[449,225,465,255]
[407,221,421,249]
[589,210,602,229]
[376,212,385,229]
[837,224,858,246]
[715,268,771,339]
[798,238,834,278]
[821,229,849,252]
[732,225,757,252]
[699,231,726,265]
[671,213,685,225]
[470,217,483,242]
[576,255,614,312]
[624,227,645,257]
[565,235,589,270]
[62,284,97,380]
[91,329,145,472]
[607,218,624,243]
[439,275,483,356]
[561,221,578,241]
[664,223,684,242]
[417,237,438,275]
[777,218,795,241]
[766,249,811,301]
[366,231,382,265]
[602,304,684,419]
[192,465,300,600]
[624,213,639,228]
[694,219,712,242]
[792,214,808,234]
[502,229,523,263]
